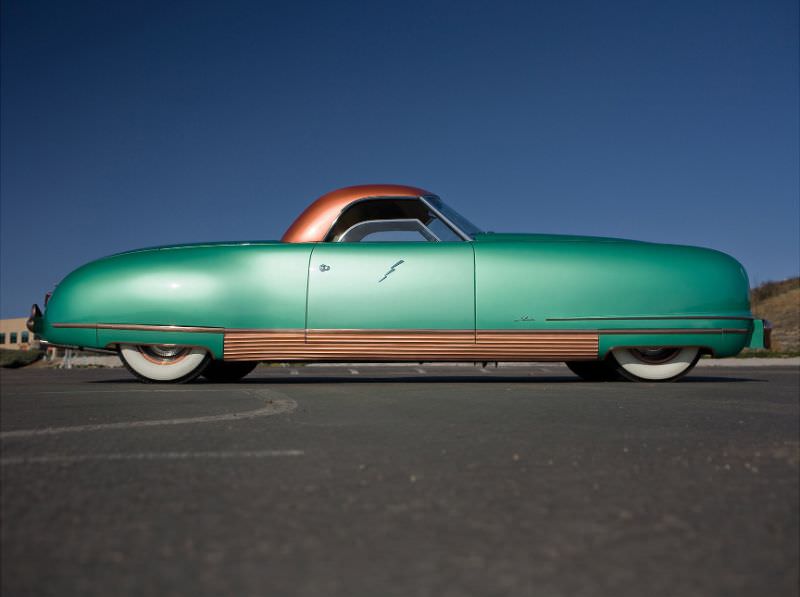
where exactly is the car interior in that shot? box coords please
[325,198,464,242]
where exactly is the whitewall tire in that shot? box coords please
[119,344,210,383]
[611,347,700,382]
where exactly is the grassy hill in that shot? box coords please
[750,277,800,353]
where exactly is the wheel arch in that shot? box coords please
[601,343,716,359]
[597,330,750,360]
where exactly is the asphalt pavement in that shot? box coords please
[1,364,798,597]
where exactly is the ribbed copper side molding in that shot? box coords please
[223,329,598,362]
[224,330,306,361]
[476,331,599,360]
[53,323,223,333]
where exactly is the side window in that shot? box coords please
[426,218,460,241]
[0,333,5,344]
[10,332,17,344]
[21,331,30,343]
[326,198,462,242]
[339,219,439,243]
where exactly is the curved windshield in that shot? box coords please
[424,196,483,238]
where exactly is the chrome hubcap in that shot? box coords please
[137,344,191,364]
[629,347,682,364]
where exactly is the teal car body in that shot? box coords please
[29,184,769,383]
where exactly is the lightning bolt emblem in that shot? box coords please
[378,260,405,283]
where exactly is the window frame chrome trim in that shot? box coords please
[322,195,472,243]
[337,218,441,243]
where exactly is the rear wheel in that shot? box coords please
[566,359,624,381]
[610,347,700,382]
[201,360,258,383]
[118,344,210,383]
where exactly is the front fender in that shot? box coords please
[41,243,313,356]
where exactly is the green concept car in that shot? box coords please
[28,184,770,383]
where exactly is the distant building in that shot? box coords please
[0,317,39,350]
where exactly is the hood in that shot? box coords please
[110,240,282,257]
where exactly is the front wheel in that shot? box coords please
[118,344,210,383]
[610,347,700,382]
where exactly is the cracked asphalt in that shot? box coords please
[1,364,798,597]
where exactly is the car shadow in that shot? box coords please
[89,374,765,385]
[234,375,764,384]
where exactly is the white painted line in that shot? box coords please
[290,369,299,376]
[35,388,236,395]
[415,368,426,374]
[0,450,304,466]
[0,389,297,439]
[696,357,800,367]
[348,369,359,375]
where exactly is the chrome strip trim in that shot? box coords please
[547,316,754,322]
[54,323,224,333]
[53,324,748,336]
[597,328,748,335]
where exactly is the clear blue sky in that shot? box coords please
[1,0,798,318]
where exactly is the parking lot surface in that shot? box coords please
[1,364,798,596]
